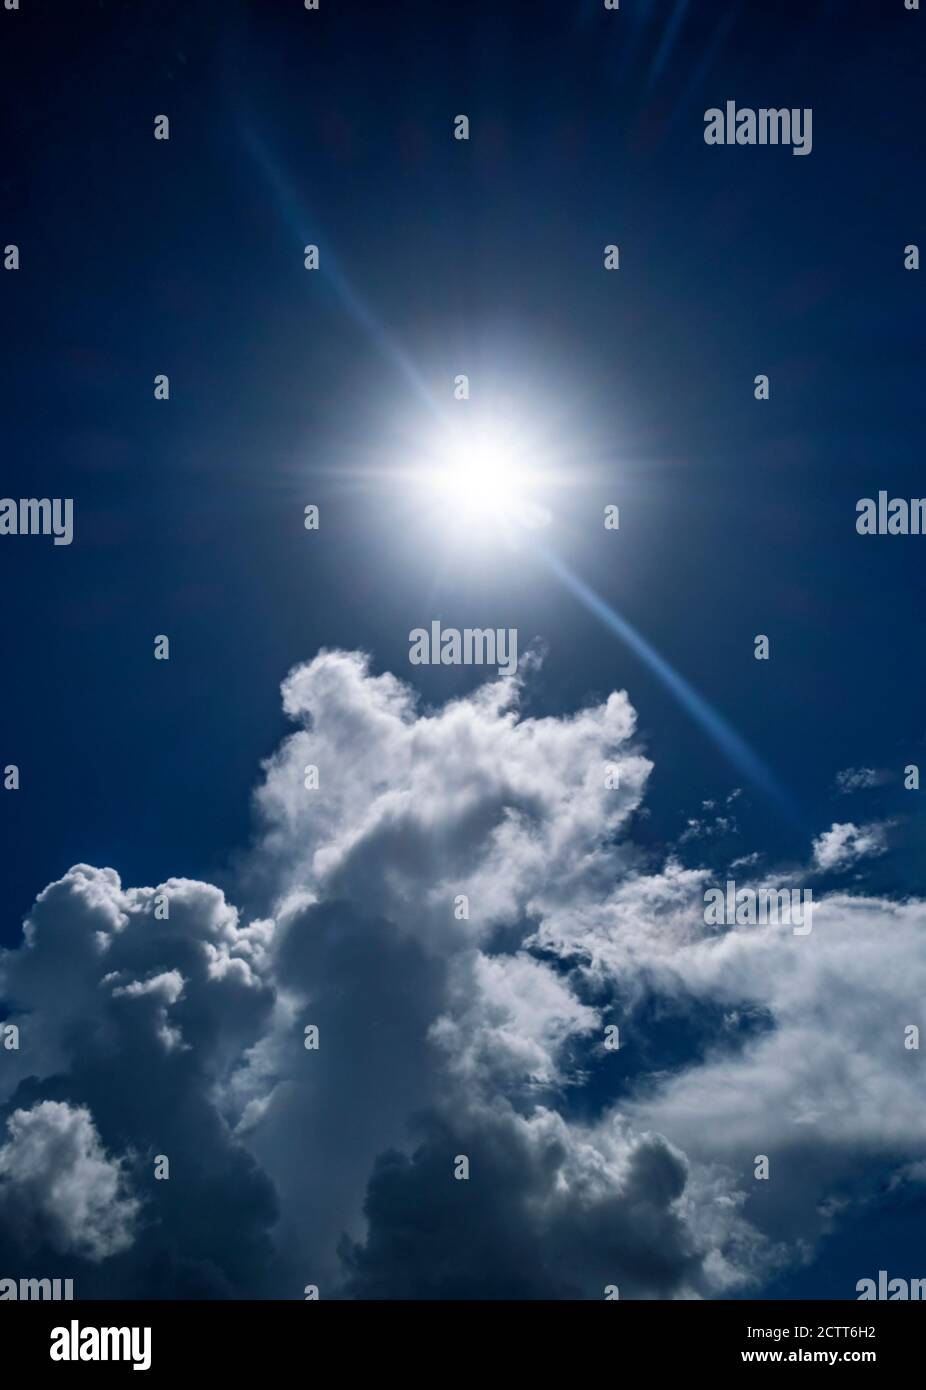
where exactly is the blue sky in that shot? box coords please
[1,0,924,1299]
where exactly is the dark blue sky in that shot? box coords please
[2,0,924,926]
[1,0,924,1301]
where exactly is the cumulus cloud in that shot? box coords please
[1,649,923,1299]
[613,893,926,1254]
[341,1108,736,1300]
[0,867,280,1296]
[251,649,651,939]
[0,1101,138,1261]
[812,821,890,871]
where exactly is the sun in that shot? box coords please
[417,417,552,536]
[429,427,526,521]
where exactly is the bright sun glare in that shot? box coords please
[419,420,552,535]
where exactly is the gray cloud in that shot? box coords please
[0,866,281,1296]
[0,1100,138,1261]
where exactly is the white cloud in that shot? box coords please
[254,650,651,942]
[429,949,600,1091]
[0,1101,138,1261]
[1,650,923,1298]
[812,821,890,871]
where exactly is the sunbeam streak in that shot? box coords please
[241,121,444,421]
[537,543,798,820]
